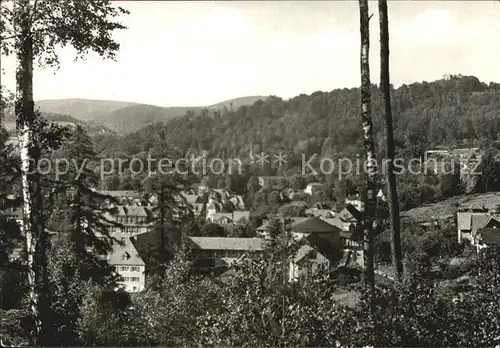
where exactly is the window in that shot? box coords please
[130,266,140,272]
[133,286,137,291]
[131,277,140,282]
[123,277,130,282]
[120,266,129,271]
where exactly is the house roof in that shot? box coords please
[471,214,493,237]
[187,237,266,251]
[292,216,341,234]
[114,205,150,218]
[290,217,308,225]
[484,216,500,228]
[321,217,343,230]
[257,220,270,231]
[233,211,250,222]
[108,238,145,266]
[306,182,323,187]
[229,195,245,208]
[306,208,334,218]
[478,228,500,245]
[212,214,233,223]
[294,244,315,263]
[182,193,199,205]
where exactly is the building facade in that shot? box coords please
[108,237,146,293]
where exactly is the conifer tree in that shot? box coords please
[146,173,191,277]
[47,126,124,345]
[54,125,120,273]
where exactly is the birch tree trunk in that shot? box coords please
[378,0,403,279]
[14,0,49,344]
[358,0,376,298]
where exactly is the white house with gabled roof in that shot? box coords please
[108,237,146,293]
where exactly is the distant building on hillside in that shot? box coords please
[303,182,324,196]
[424,147,484,192]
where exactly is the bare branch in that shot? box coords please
[29,0,39,25]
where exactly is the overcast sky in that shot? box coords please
[1,1,499,107]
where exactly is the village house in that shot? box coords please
[186,237,266,274]
[321,204,363,248]
[290,216,342,261]
[423,147,483,192]
[206,199,224,220]
[106,205,154,237]
[377,188,387,202]
[475,228,500,250]
[255,217,308,240]
[288,243,331,283]
[207,211,251,225]
[456,210,500,244]
[196,184,209,196]
[108,237,146,293]
[345,193,364,212]
[303,182,324,196]
[256,219,270,238]
[229,195,246,210]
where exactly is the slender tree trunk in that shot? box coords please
[158,185,169,268]
[379,0,403,279]
[281,222,286,339]
[358,0,376,302]
[14,0,49,344]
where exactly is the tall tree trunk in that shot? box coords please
[379,0,403,279]
[358,0,376,301]
[14,0,49,344]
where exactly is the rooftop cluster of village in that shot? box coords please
[3,172,499,294]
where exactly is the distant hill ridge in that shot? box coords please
[35,96,267,135]
[2,107,113,136]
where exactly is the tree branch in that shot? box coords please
[29,0,39,26]
[0,34,16,41]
